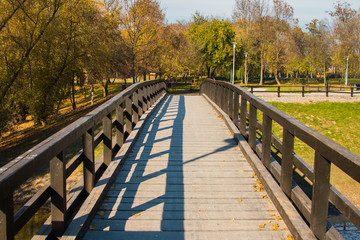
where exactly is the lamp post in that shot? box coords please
[245,52,248,86]
[232,42,237,84]
[345,56,349,86]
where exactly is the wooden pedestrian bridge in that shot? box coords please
[1,79,359,240]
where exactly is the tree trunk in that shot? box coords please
[323,64,327,86]
[103,78,109,97]
[260,47,264,85]
[275,68,280,85]
[71,76,76,110]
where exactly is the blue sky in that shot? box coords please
[162,0,360,29]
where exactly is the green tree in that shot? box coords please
[189,15,235,78]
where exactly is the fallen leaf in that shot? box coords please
[262,195,268,199]
[270,223,279,230]
[259,224,265,228]
[287,235,294,240]
[237,199,242,203]
[89,225,97,230]
[270,214,276,217]
[251,173,256,178]
[238,170,244,172]
[133,213,141,217]
[276,216,283,220]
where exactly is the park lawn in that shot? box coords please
[269,102,360,208]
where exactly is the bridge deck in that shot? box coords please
[83,95,292,239]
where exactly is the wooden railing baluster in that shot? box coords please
[248,104,257,150]
[125,96,132,140]
[239,95,247,137]
[83,128,95,194]
[233,92,239,127]
[280,128,295,196]
[50,151,67,236]
[103,113,112,166]
[0,193,14,240]
[261,114,272,168]
[116,105,124,148]
[311,152,331,239]
[138,88,144,117]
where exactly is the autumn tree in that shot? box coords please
[233,0,273,85]
[119,0,165,83]
[267,0,294,85]
[329,1,360,83]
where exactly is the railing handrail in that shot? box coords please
[201,78,360,239]
[0,79,167,239]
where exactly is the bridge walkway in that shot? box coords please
[80,95,292,239]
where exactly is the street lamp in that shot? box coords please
[232,42,237,84]
[345,56,349,86]
[245,52,248,86]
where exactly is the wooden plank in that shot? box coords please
[83,231,290,240]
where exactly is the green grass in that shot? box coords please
[268,102,360,208]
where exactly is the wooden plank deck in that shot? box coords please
[83,95,293,239]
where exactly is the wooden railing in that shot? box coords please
[0,79,167,239]
[201,79,360,239]
[246,85,360,97]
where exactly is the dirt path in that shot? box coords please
[253,91,360,103]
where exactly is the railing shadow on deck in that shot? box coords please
[0,79,167,239]
[200,78,360,240]
[87,95,238,239]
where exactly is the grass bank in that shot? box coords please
[269,102,360,208]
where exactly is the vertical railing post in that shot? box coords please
[280,129,294,196]
[103,113,112,166]
[311,152,331,239]
[248,104,257,150]
[239,95,247,137]
[228,88,233,117]
[326,85,329,97]
[302,86,305,97]
[50,151,67,236]
[116,105,124,148]
[143,86,148,112]
[83,128,95,194]
[0,193,14,240]
[215,84,220,105]
[146,85,151,109]
[132,91,139,126]
[351,87,354,97]
[262,114,272,168]
[233,92,239,126]
[221,86,226,111]
[277,86,280,97]
[125,96,132,140]
[138,88,144,117]
[150,84,155,105]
